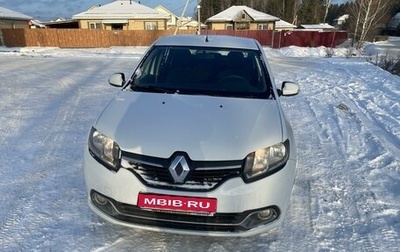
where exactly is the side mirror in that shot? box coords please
[109,73,125,87]
[279,81,299,96]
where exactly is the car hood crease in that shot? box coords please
[95,91,283,160]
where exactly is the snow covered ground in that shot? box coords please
[0,39,399,251]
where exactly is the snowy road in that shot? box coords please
[0,46,399,251]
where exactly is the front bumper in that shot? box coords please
[84,147,296,237]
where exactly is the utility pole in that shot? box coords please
[197,0,201,35]
[174,0,190,35]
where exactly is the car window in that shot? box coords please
[131,46,273,99]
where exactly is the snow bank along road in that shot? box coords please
[0,47,399,251]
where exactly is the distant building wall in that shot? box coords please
[209,23,226,30]
[249,22,274,30]
[77,19,167,31]
[0,19,29,29]
[209,21,275,30]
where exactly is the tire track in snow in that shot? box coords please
[329,87,400,252]
[0,59,67,247]
[301,60,400,251]
[297,90,376,251]
[336,85,399,159]
[0,67,82,251]
[0,57,119,251]
[269,56,346,250]
[270,56,400,251]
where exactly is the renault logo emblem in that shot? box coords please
[169,155,190,184]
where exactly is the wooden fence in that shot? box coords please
[1,28,347,48]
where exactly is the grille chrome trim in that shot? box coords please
[120,157,163,168]
[120,151,243,191]
[196,165,242,170]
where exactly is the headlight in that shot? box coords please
[243,140,289,182]
[88,127,121,171]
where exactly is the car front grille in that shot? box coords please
[120,151,243,191]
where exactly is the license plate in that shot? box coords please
[137,193,217,215]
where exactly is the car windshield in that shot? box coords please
[130,46,273,99]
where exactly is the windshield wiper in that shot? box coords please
[131,85,177,94]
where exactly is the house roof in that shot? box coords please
[0,6,32,20]
[30,19,46,28]
[300,23,335,30]
[44,18,77,25]
[276,19,296,29]
[206,5,280,23]
[334,14,349,22]
[72,0,169,20]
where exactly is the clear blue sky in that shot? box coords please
[0,0,198,21]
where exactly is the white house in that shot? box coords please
[206,5,280,30]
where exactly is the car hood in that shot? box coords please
[95,91,283,160]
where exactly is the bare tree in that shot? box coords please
[291,0,302,25]
[261,0,301,23]
[323,0,333,23]
[349,0,394,49]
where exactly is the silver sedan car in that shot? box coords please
[84,34,299,237]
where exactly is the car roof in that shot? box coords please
[153,35,260,50]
